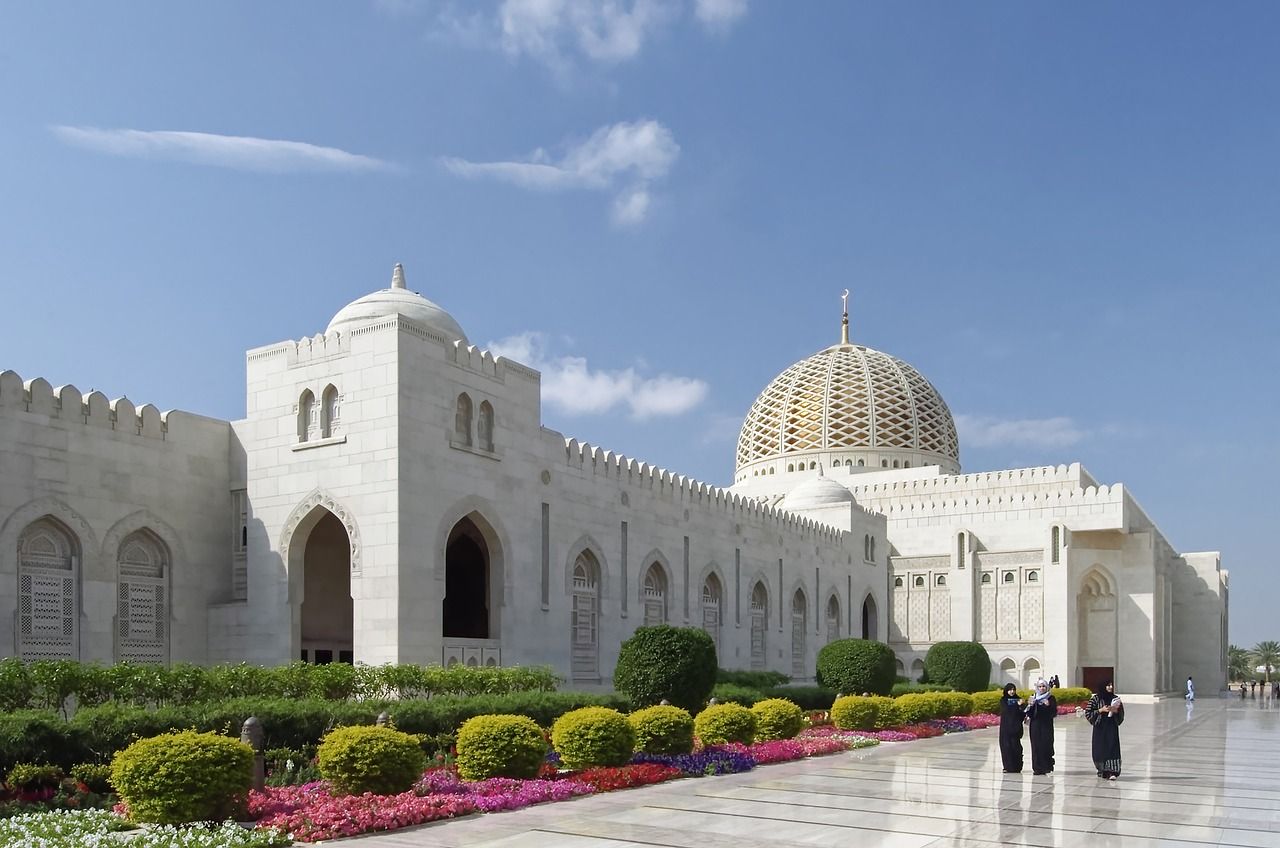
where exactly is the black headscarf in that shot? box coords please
[1095,680,1118,706]
[1003,683,1018,698]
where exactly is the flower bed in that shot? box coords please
[0,809,289,847]
[415,769,595,810]
[632,748,756,776]
[249,783,475,843]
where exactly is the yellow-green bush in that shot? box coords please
[455,714,547,781]
[892,693,936,723]
[316,725,426,796]
[1054,686,1091,706]
[831,695,901,731]
[937,691,974,717]
[628,705,694,755]
[750,698,804,741]
[110,730,251,824]
[551,707,635,769]
[694,702,756,745]
[971,690,1004,714]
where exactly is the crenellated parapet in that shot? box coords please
[246,330,350,365]
[851,463,1095,499]
[0,368,215,441]
[449,340,540,383]
[562,437,846,543]
[855,476,1127,520]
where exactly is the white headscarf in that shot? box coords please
[1028,677,1053,707]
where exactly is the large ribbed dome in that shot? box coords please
[736,342,959,475]
[327,264,468,343]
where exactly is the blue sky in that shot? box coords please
[2,3,1277,649]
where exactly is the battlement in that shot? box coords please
[449,340,541,383]
[0,369,222,441]
[857,477,1127,520]
[246,330,351,365]
[850,463,1097,499]
[562,437,845,543]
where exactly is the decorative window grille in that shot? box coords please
[320,385,340,438]
[477,401,494,451]
[570,553,599,680]
[957,533,966,569]
[1004,571,1015,584]
[116,531,168,664]
[231,489,248,601]
[1051,526,1061,564]
[825,595,841,643]
[455,394,473,447]
[17,519,79,661]
[642,564,667,626]
[914,575,925,587]
[701,574,722,653]
[750,582,768,670]
[936,574,947,586]
[791,590,807,678]
[981,572,992,584]
[298,390,315,442]
[894,576,904,588]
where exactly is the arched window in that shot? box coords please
[845,459,852,467]
[1027,571,1039,583]
[769,467,775,475]
[981,572,992,584]
[914,575,925,587]
[857,459,865,467]
[791,589,807,678]
[750,582,769,670]
[904,461,910,468]
[1004,571,1015,584]
[116,529,169,664]
[570,551,600,681]
[1051,526,1061,564]
[642,563,668,626]
[787,464,794,472]
[701,573,722,652]
[892,460,900,468]
[809,462,816,470]
[454,393,473,447]
[863,534,870,560]
[17,517,80,660]
[318,385,340,438]
[861,594,878,640]
[936,574,947,587]
[893,576,904,588]
[881,459,889,468]
[825,595,841,643]
[298,389,316,442]
[869,537,876,561]
[477,401,494,452]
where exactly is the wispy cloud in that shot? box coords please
[52,126,392,173]
[955,414,1088,450]
[489,331,708,418]
[421,1,747,73]
[443,119,678,225]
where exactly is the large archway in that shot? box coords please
[1077,567,1118,689]
[861,593,878,640]
[300,511,353,664]
[443,517,491,640]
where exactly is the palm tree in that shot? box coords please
[1251,641,1280,684]
[1229,644,1252,682]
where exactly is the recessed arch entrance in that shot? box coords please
[1077,567,1118,689]
[861,593,878,640]
[443,515,502,640]
[291,509,353,664]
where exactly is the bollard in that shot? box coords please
[376,711,391,727]
[240,716,265,792]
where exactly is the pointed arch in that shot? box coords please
[825,592,842,643]
[638,549,672,626]
[279,489,362,575]
[320,384,340,438]
[298,389,316,442]
[861,592,878,640]
[749,579,769,671]
[477,400,494,451]
[563,534,610,596]
[569,548,601,682]
[115,528,170,664]
[434,497,510,641]
[454,393,473,447]
[15,515,82,660]
[699,566,725,655]
[999,657,1018,686]
[791,586,808,678]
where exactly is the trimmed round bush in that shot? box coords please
[892,693,936,724]
[628,705,695,755]
[830,695,901,731]
[970,689,1004,714]
[694,702,756,745]
[938,691,974,717]
[317,725,426,796]
[455,714,547,781]
[815,639,896,696]
[551,707,635,769]
[923,642,992,693]
[612,626,718,713]
[750,698,803,741]
[1054,686,1091,706]
[110,730,252,824]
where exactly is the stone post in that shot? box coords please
[240,716,265,792]
[376,711,391,727]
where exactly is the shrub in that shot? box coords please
[890,682,953,697]
[923,642,992,693]
[0,710,84,772]
[710,683,764,706]
[750,699,803,741]
[761,686,837,711]
[892,693,937,724]
[938,691,974,717]
[970,689,1004,714]
[455,714,547,781]
[694,703,756,745]
[628,705,695,755]
[110,730,252,824]
[815,639,896,696]
[5,762,63,791]
[830,695,901,731]
[0,658,35,712]
[552,707,635,769]
[613,626,718,713]
[70,763,113,794]
[1054,687,1091,706]
[716,669,789,688]
[316,725,426,796]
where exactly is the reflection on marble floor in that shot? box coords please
[353,698,1280,847]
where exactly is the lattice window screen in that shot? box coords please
[117,532,168,664]
[17,521,79,661]
[571,558,599,681]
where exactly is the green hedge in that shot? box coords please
[613,626,718,713]
[0,658,559,712]
[923,642,991,693]
[0,691,629,772]
[716,669,790,689]
[890,682,954,697]
[709,684,837,710]
[815,639,897,696]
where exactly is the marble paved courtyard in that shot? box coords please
[357,698,1278,848]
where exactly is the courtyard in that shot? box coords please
[356,698,1278,848]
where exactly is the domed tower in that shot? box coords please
[734,294,959,493]
[327,263,469,343]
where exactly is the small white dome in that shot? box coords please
[781,473,856,511]
[326,264,468,343]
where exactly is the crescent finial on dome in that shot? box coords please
[841,289,850,345]
[391,263,406,290]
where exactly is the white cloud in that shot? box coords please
[51,126,391,173]
[489,331,708,418]
[443,119,678,225]
[955,414,1088,450]
[694,0,747,30]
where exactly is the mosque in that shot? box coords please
[0,266,1228,694]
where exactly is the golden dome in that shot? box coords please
[735,342,959,474]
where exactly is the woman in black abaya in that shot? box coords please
[1084,680,1124,779]
[998,683,1025,773]
[1025,678,1057,775]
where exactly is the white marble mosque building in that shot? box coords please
[0,266,1227,694]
